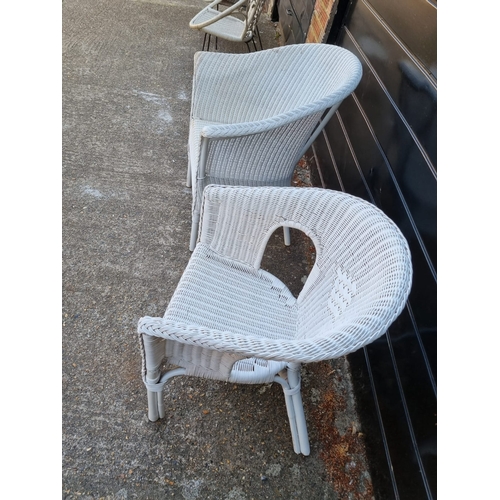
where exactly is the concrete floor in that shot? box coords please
[62,0,373,498]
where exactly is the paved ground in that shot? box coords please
[62,0,374,498]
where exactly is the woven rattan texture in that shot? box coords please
[139,185,412,367]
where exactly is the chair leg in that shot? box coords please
[141,335,189,421]
[276,378,301,454]
[142,335,167,421]
[146,368,187,421]
[287,363,310,455]
[186,161,192,188]
[283,226,291,246]
[146,383,162,421]
[274,363,310,456]
[202,33,207,51]
[190,211,200,251]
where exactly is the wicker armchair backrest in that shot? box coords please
[200,185,412,352]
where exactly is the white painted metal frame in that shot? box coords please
[138,185,413,455]
[189,0,265,50]
[185,43,363,251]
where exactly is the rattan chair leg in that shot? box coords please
[142,335,166,421]
[186,161,192,188]
[287,363,310,455]
[275,375,301,454]
[145,368,187,421]
[189,213,200,251]
[283,226,291,246]
[146,387,161,421]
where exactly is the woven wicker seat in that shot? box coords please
[185,43,362,250]
[189,0,265,51]
[138,185,413,455]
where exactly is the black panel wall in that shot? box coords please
[308,0,437,497]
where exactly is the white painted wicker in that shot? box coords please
[138,185,413,455]
[186,43,363,250]
[189,0,265,47]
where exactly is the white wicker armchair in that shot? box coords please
[186,44,363,250]
[189,0,265,51]
[138,185,413,456]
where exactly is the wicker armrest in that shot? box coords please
[138,316,333,363]
[199,108,323,139]
[138,312,396,364]
[138,315,285,358]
